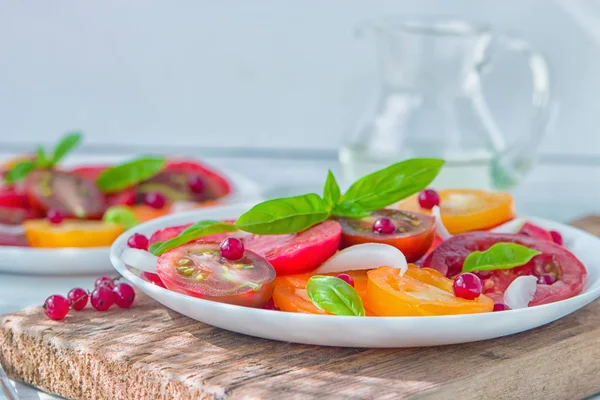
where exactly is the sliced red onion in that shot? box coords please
[503,275,537,309]
[432,206,452,240]
[0,223,25,235]
[313,243,408,276]
[121,248,158,273]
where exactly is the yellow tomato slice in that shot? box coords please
[398,189,515,234]
[366,265,493,316]
[23,219,123,248]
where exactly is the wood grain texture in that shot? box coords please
[2,218,600,400]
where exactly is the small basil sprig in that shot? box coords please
[97,157,166,193]
[234,158,444,234]
[103,206,140,230]
[149,220,238,256]
[307,275,366,316]
[463,243,541,273]
[4,132,82,183]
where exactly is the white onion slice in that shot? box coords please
[491,218,527,234]
[121,248,159,273]
[432,206,452,240]
[312,243,408,276]
[0,223,25,235]
[170,201,198,213]
[503,275,537,309]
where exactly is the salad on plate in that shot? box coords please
[119,158,587,316]
[0,132,232,249]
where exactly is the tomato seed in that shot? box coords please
[177,258,192,266]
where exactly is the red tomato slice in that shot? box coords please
[143,272,166,288]
[24,170,106,218]
[156,242,275,307]
[336,209,435,262]
[71,166,136,207]
[166,160,231,198]
[0,187,43,224]
[518,222,553,242]
[422,233,587,306]
[243,220,342,275]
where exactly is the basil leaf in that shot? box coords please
[51,132,82,164]
[149,220,237,256]
[97,157,166,193]
[341,158,444,212]
[103,206,140,230]
[234,194,330,234]
[323,170,341,210]
[36,145,51,168]
[331,201,370,219]
[4,160,36,183]
[307,275,366,316]
[462,243,542,273]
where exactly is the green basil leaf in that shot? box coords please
[103,206,140,230]
[341,158,444,212]
[462,243,542,273]
[307,275,366,316]
[4,160,36,183]
[322,170,341,210]
[36,145,51,168]
[51,132,82,164]
[149,220,237,256]
[331,201,370,219]
[234,194,330,234]
[97,157,166,193]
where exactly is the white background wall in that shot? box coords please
[0,0,599,156]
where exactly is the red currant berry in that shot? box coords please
[336,273,355,287]
[493,302,510,312]
[90,287,115,311]
[43,295,70,320]
[47,209,64,224]
[550,230,563,246]
[188,175,205,194]
[263,298,278,310]
[113,283,136,308]
[94,275,115,290]
[220,237,245,260]
[418,189,440,210]
[538,273,557,285]
[453,273,482,300]
[67,288,88,311]
[127,233,149,250]
[372,218,396,234]
[144,192,166,209]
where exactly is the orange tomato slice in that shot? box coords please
[23,219,123,248]
[366,265,493,316]
[398,189,515,234]
[273,271,369,315]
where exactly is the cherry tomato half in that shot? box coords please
[422,233,587,306]
[398,189,515,234]
[24,170,106,218]
[156,242,275,308]
[366,265,494,316]
[337,209,435,263]
[23,219,123,248]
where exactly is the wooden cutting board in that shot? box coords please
[1,217,600,400]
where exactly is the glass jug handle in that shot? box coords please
[474,35,553,190]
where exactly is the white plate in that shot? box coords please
[0,169,262,275]
[109,203,600,348]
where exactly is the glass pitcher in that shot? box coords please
[339,18,552,190]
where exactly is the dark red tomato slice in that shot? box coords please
[165,160,231,198]
[157,242,275,307]
[518,222,553,242]
[70,165,136,207]
[243,220,342,275]
[24,170,106,218]
[337,209,436,263]
[422,233,587,306]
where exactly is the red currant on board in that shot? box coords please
[372,218,396,235]
[113,283,136,308]
[336,273,355,287]
[220,237,245,260]
[95,276,116,290]
[47,209,64,224]
[127,233,149,250]
[453,273,483,300]
[43,295,70,320]
[90,287,115,311]
[418,189,440,210]
[144,192,166,209]
[67,288,89,311]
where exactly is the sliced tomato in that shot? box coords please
[336,209,435,263]
[518,222,553,242]
[24,170,106,218]
[69,165,109,182]
[273,271,369,315]
[70,165,136,207]
[23,219,123,248]
[243,220,342,275]
[0,232,29,247]
[166,160,231,198]
[143,272,167,288]
[398,189,515,234]
[366,265,494,316]
[0,187,43,224]
[422,233,587,306]
[156,242,275,307]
